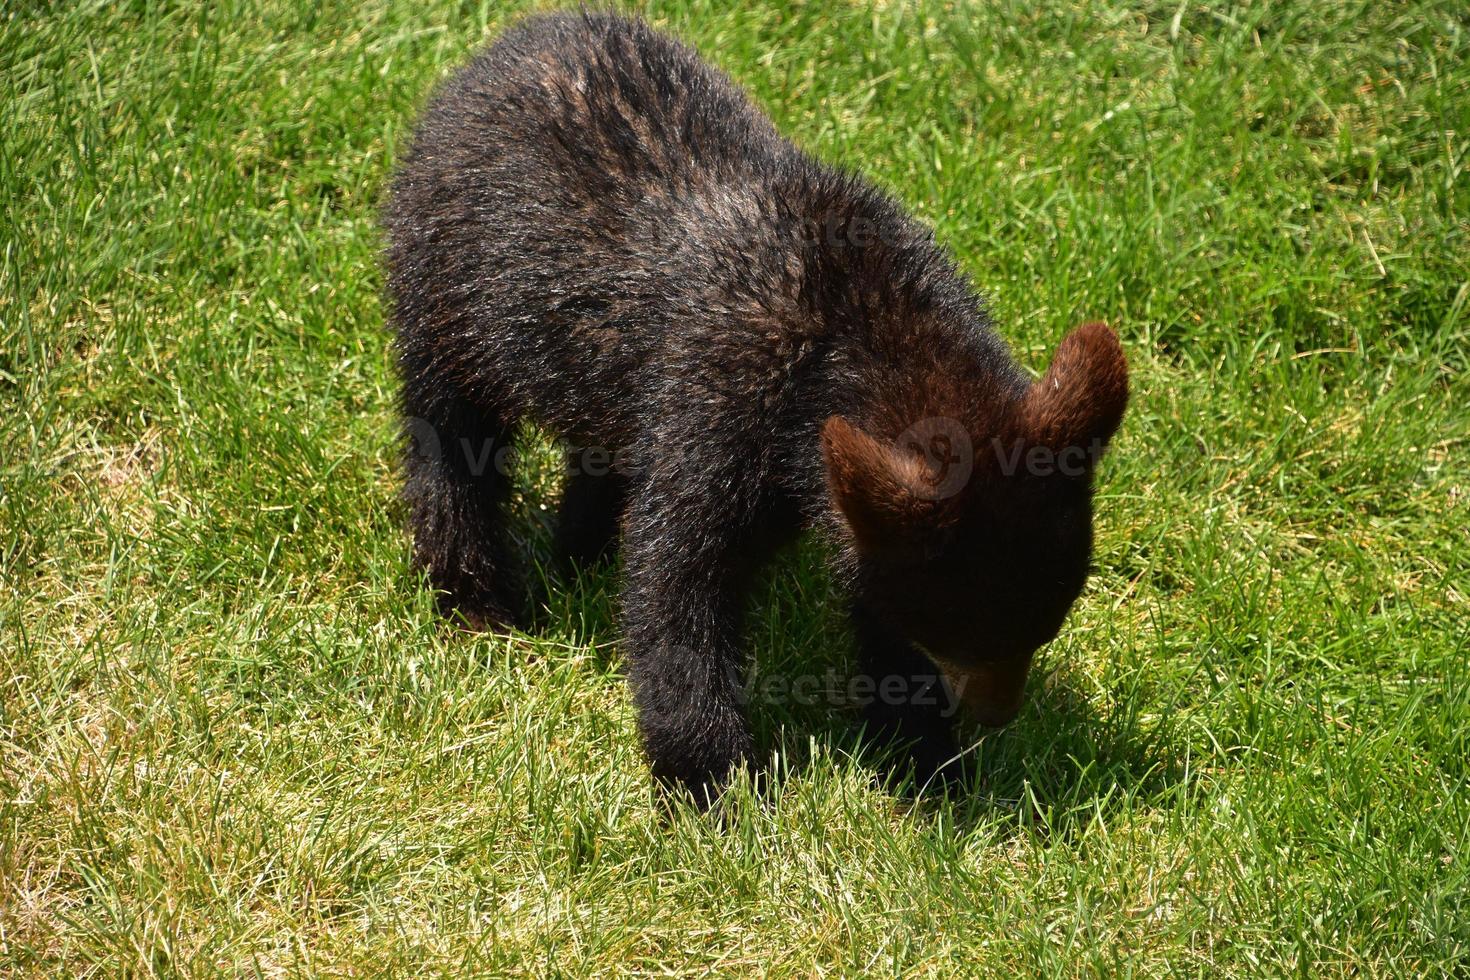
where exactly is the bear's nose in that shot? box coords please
[934,653,1033,727]
[967,689,1024,728]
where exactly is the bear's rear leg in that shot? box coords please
[554,452,628,569]
[402,398,525,630]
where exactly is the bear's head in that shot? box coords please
[822,322,1129,726]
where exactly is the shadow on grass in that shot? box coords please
[750,670,1182,839]
[522,542,1183,836]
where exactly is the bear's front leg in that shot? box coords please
[851,610,967,790]
[618,450,772,800]
[621,549,757,797]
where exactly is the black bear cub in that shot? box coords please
[383,12,1128,796]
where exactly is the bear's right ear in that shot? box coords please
[820,416,936,551]
[1023,321,1129,461]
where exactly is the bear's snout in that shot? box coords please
[935,654,1033,727]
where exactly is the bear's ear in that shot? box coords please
[820,416,938,551]
[1023,322,1129,462]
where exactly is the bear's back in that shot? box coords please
[383,13,811,443]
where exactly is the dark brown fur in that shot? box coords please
[382,12,1127,797]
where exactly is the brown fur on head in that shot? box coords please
[822,322,1129,725]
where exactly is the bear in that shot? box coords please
[381,11,1128,797]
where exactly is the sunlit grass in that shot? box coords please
[3,0,1468,974]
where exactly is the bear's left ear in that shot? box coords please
[820,415,939,551]
[1023,322,1129,461]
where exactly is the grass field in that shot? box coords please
[3,0,1469,974]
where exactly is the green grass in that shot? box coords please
[3,0,1468,974]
